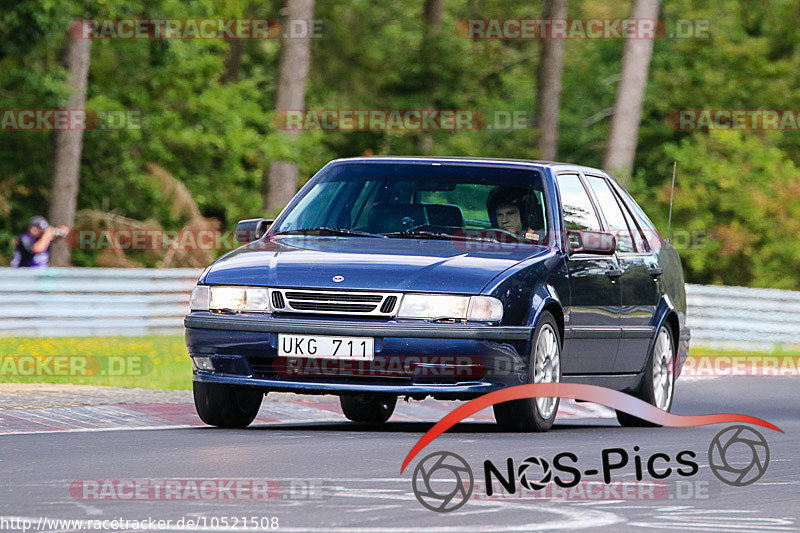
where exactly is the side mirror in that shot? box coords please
[567,230,616,255]
[235,218,274,243]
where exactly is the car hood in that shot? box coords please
[203,236,550,294]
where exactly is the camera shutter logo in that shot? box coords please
[708,425,770,487]
[412,451,473,512]
[518,456,552,491]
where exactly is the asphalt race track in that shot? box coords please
[0,376,797,532]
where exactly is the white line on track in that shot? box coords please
[0,419,358,436]
[628,509,797,532]
[70,501,102,516]
[0,423,199,436]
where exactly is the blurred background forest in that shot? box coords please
[3,0,800,289]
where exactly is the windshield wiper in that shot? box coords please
[383,230,455,240]
[274,227,385,238]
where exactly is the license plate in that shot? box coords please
[278,334,374,360]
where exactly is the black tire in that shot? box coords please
[616,325,675,428]
[193,381,263,428]
[493,311,562,432]
[340,394,397,423]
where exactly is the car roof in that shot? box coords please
[330,155,610,176]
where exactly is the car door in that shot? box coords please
[584,174,660,373]
[556,172,621,374]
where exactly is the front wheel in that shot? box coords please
[193,381,263,428]
[340,394,396,423]
[493,311,561,432]
[616,325,675,427]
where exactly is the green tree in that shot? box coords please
[633,130,800,289]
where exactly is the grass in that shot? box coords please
[687,346,800,357]
[0,336,795,391]
[0,336,191,390]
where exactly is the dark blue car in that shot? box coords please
[186,157,690,431]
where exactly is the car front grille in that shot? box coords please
[269,288,401,317]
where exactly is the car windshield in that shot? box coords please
[272,162,548,243]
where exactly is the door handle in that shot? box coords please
[605,267,623,279]
[646,266,663,277]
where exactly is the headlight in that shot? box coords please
[189,286,210,310]
[190,286,268,312]
[467,296,504,321]
[397,294,503,322]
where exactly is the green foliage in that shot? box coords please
[2,0,800,289]
[631,131,800,289]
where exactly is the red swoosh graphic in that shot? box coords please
[400,383,782,473]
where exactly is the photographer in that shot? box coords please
[10,216,69,268]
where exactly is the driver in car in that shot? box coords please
[486,186,541,242]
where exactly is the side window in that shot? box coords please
[616,193,649,252]
[585,175,635,253]
[615,185,661,251]
[556,174,601,231]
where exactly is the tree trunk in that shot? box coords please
[263,0,315,213]
[220,39,243,84]
[603,0,661,184]
[423,0,443,34]
[534,0,567,161]
[48,21,91,266]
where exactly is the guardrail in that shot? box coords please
[0,267,201,337]
[685,283,800,351]
[1,268,798,350]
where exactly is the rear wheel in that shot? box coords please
[493,311,561,432]
[340,394,396,423]
[193,381,263,428]
[616,325,675,427]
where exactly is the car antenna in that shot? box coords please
[666,161,677,243]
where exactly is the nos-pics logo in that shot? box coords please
[411,425,770,513]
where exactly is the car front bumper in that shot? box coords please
[185,312,533,400]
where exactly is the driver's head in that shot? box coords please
[495,203,523,233]
[487,187,529,232]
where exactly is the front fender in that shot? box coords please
[650,294,690,377]
[519,282,565,359]
[526,283,563,331]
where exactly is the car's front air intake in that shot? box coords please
[269,289,401,316]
